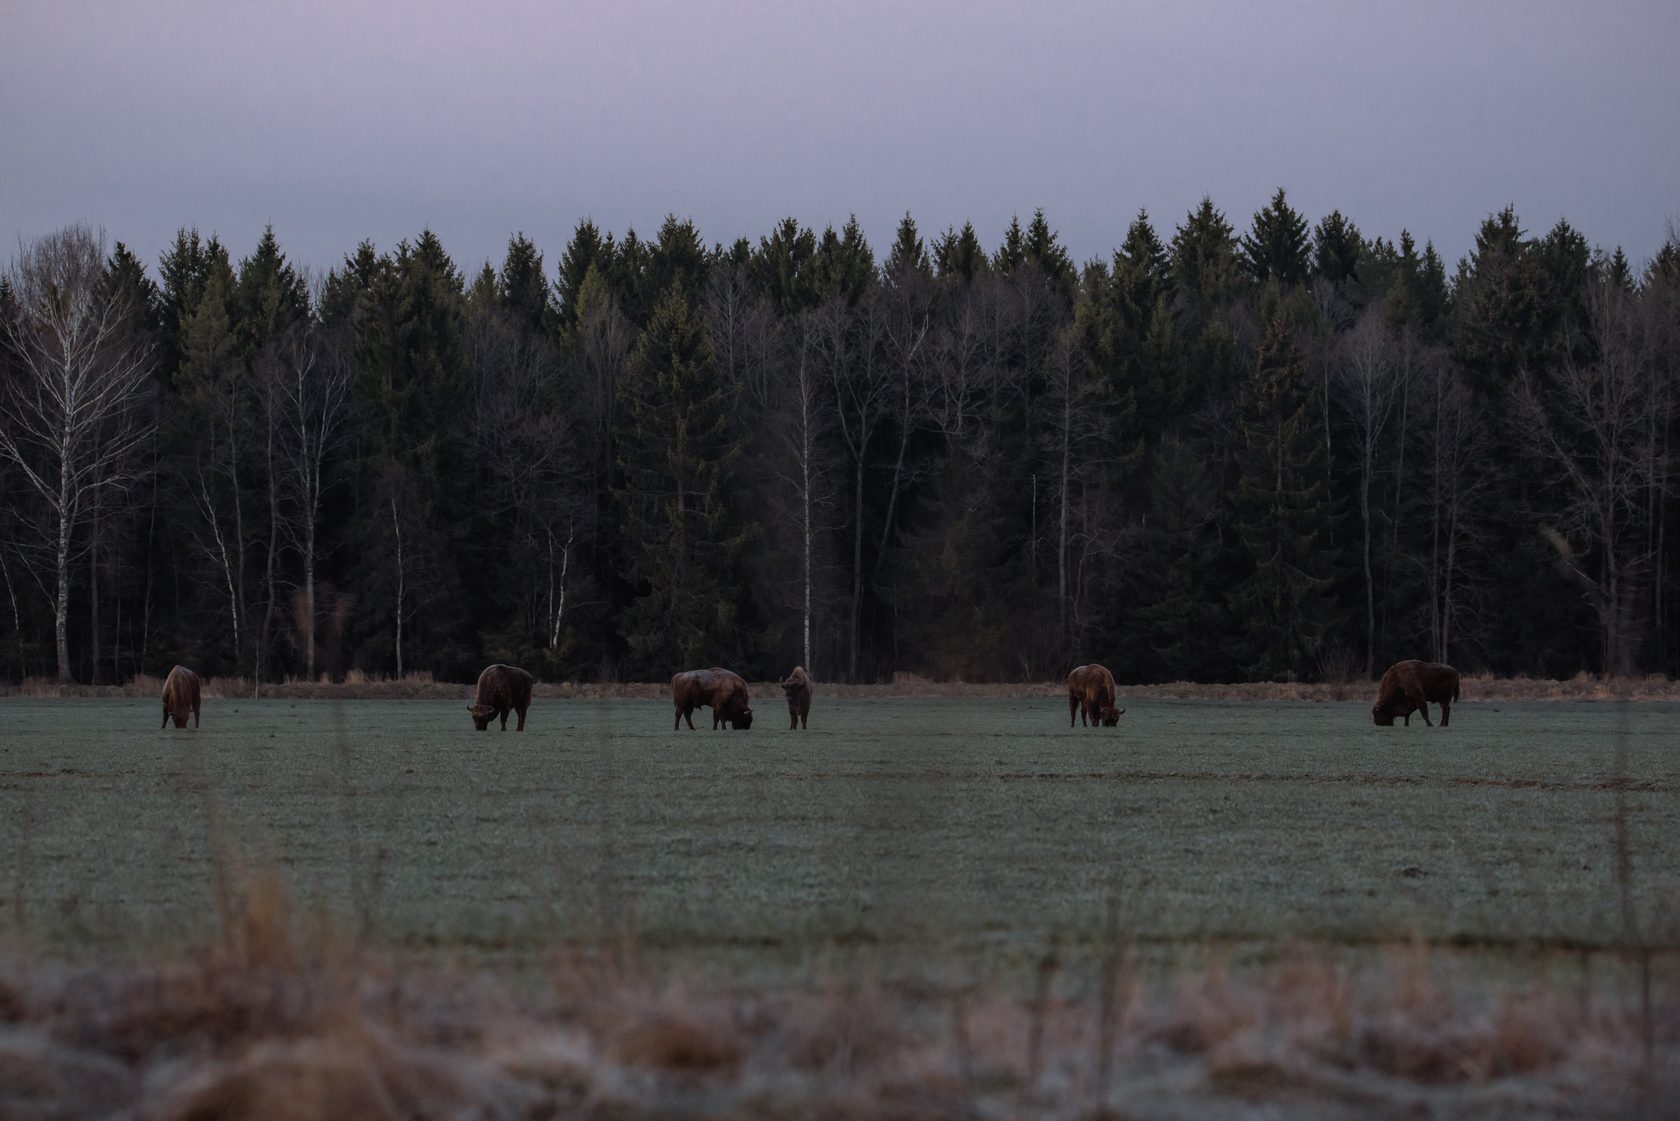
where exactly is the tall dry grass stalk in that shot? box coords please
[1,860,1671,1121]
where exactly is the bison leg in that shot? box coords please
[161,703,168,730]
[1439,700,1450,728]
[516,704,527,731]
[1069,695,1079,727]
[1419,703,1433,727]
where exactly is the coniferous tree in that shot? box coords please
[1311,210,1363,289]
[614,283,754,676]
[498,233,551,334]
[1241,188,1311,286]
[1169,197,1243,322]
[1228,314,1338,679]
[932,223,989,284]
[555,219,608,335]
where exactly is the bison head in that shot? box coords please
[168,707,190,728]
[1371,703,1395,726]
[1100,705,1125,726]
[468,703,496,730]
[733,706,753,730]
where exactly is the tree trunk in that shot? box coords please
[55,454,72,683]
[88,501,101,685]
[260,403,279,686]
[1057,387,1071,640]
[850,457,864,682]
[800,365,814,675]
[391,496,405,679]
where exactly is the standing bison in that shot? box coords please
[672,668,754,730]
[1372,660,1460,727]
[468,664,536,730]
[160,665,202,729]
[1067,664,1125,727]
[781,666,813,729]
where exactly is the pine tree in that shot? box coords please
[1228,314,1337,679]
[614,283,754,675]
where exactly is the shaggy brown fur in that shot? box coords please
[671,668,753,730]
[1066,664,1125,728]
[1372,660,1460,726]
[160,665,202,729]
[780,666,813,730]
[468,664,536,731]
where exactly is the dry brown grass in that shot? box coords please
[1,865,1671,1121]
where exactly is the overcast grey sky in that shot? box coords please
[4,0,1677,279]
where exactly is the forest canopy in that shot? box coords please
[2,196,1677,685]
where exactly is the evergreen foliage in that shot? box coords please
[3,203,1676,685]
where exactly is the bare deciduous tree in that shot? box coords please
[0,227,156,681]
[1334,308,1408,677]
[1512,276,1666,674]
[266,322,355,680]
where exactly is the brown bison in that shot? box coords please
[160,665,202,729]
[672,668,753,730]
[468,663,536,730]
[1372,660,1460,727]
[1067,664,1125,727]
[781,665,813,729]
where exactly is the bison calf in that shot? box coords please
[672,668,753,730]
[781,666,813,729]
[1372,660,1460,727]
[1067,664,1125,728]
[160,665,202,729]
[469,664,536,730]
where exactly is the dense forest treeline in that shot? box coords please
[2,194,1678,685]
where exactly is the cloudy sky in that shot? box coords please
[4,0,1676,278]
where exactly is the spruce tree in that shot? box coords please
[1240,188,1311,286]
[498,233,551,333]
[932,223,988,284]
[810,217,874,304]
[555,219,607,334]
[751,217,819,314]
[1228,314,1336,679]
[1169,197,1242,318]
[1311,210,1363,289]
[614,282,753,675]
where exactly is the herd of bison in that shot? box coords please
[156,658,1462,732]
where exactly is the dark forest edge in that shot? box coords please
[2,194,1678,686]
[6,672,1680,705]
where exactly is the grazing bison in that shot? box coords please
[468,663,536,730]
[781,666,813,729]
[672,668,754,730]
[1067,664,1125,727]
[1372,660,1460,727]
[160,665,202,729]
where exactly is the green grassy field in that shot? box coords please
[2,696,1676,976]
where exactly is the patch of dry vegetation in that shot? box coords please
[1,875,1672,1120]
